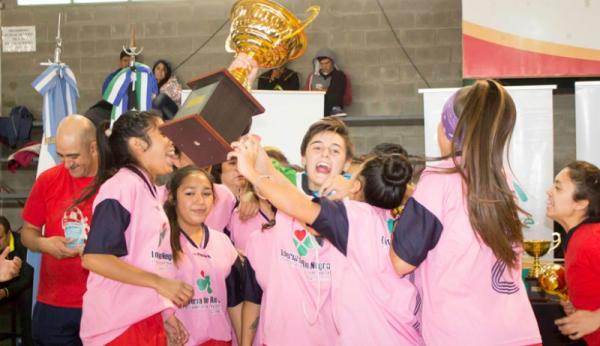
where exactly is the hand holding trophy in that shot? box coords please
[161,0,320,168]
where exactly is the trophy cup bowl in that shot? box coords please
[226,0,320,88]
[524,232,561,278]
[539,264,568,300]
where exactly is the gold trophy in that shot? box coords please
[523,233,561,301]
[524,232,561,278]
[162,0,320,168]
[539,264,568,300]
[226,0,320,89]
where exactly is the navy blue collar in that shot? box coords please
[180,224,210,249]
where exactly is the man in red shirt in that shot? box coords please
[21,115,97,345]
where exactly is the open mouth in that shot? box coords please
[315,162,331,174]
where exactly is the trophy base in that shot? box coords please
[164,70,265,167]
[525,277,547,301]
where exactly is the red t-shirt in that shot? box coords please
[22,164,95,308]
[565,221,600,346]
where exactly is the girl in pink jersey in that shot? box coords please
[239,118,353,346]
[227,149,293,254]
[390,80,541,345]
[79,111,193,346]
[164,165,244,346]
[231,135,423,345]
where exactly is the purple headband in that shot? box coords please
[441,91,459,141]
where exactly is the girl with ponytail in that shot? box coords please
[79,111,193,346]
[231,135,423,345]
[390,80,541,345]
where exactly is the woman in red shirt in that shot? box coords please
[547,161,600,345]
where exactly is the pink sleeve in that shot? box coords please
[205,184,236,231]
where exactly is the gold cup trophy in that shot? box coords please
[523,232,562,300]
[227,0,320,89]
[161,0,320,167]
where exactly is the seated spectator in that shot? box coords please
[153,59,183,105]
[305,48,351,116]
[0,216,33,346]
[101,51,131,96]
[257,65,300,91]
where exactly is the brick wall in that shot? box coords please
[0,0,578,228]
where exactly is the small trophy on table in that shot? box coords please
[523,232,562,300]
[160,0,320,168]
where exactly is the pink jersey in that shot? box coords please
[228,209,270,253]
[392,160,541,345]
[81,166,176,346]
[174,227,240,345]
[206,183,236,231]
[245,212,343,346]
[312,199,423,345]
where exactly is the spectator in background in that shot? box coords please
[305,48,351,116]
[153,59,183,106]
[21,115,98,346]
[257,65,300,91]
[0,216,33,346]
[101,51,131,96]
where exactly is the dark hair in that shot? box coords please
[300,117,353,161]
[567,161,600,218]
[446,80,524,269]
[0,216,10,234]
[210,163,223,184]
[164,165,215,263]
[152,59,173,88]
[370,142,409,157]
[360,154,413,210]
[75,111,161,205]
[120,51,129,60]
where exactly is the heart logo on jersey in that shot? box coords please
[387,219,395,234]
[197,270,213,294]
[293,229,317,257]
[294,229,307,241]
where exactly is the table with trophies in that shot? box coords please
[524,233,585,345]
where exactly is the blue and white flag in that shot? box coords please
[32,63,78,163]
[103,62,158,126]
[29,62,79,312]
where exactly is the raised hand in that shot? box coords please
[0,247,21,282]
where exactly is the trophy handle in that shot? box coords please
[280,5,321,41]
[549,232,562,253]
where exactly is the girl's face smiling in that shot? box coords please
[175,173,215,230]
[302,131,349,191]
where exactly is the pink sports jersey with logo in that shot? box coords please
[174,228,239,345]
[206,183,236,231]
[81,167,176,346]
[394,160,541,345]
[330,201,423,345]
[245,212,342,346]
[228,209,269,253]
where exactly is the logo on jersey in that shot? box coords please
[158,222,167,247]
[61,207,90,249]
[387,218,395,234]
[491,258,519,295]
[292,229,319,257]
[197,270,213,294]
